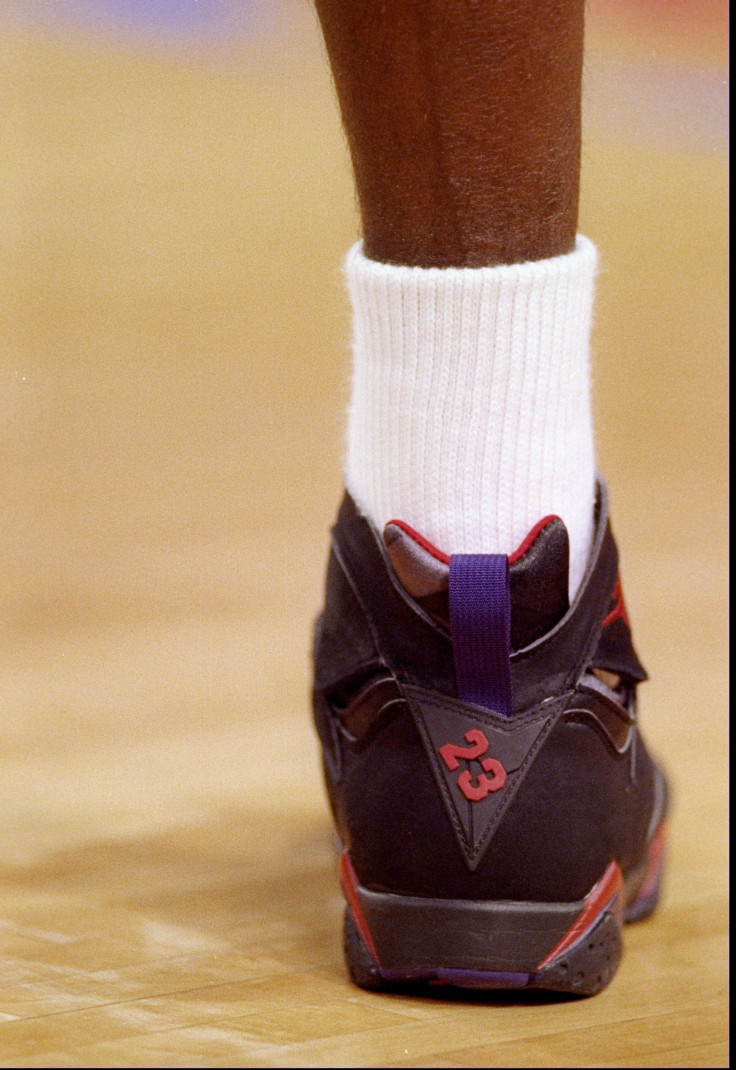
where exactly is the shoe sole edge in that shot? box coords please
[341,822,665,997]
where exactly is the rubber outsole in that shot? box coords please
[341,823,666,998]
[344,904,622,997]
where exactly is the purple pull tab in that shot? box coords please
[449,554,513,715]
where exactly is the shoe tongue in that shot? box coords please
[383,516,570,650]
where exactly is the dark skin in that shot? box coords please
[314,0,585,268]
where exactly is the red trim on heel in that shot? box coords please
[340,850,380,964]
[535,861,624,970]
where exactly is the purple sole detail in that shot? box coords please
[626,863,665,922]
[626,884,660,923]
[378,967,532,989]
[625,834,666,923]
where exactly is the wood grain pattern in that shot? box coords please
[0,5,727,1067]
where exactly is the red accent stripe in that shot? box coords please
[508,515,560,564]
[385,520,450,565]
[534,861,624,971]
[602,575,631,629]
[339,850,380,964]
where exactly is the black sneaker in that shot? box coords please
[312,480,667,997]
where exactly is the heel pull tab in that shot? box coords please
[449,554,513,716]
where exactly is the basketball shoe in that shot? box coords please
[312,479,667,996]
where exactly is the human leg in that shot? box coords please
[311,0,666,996]
[314,0,584,268]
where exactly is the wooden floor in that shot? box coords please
[0,4,728,1067]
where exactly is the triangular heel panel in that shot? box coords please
[405,685,564,871]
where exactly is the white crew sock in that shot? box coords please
[344,235,598,600]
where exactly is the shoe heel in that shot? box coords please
[341,850,626,996]
[343,897,624,998]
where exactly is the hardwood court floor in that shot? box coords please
[0,5,728,1067]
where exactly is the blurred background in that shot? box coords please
[0,1,728,1064]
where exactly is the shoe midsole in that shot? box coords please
[341,850,625,974]
[358,886,586,973]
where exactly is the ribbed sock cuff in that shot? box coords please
[344,236,598,599]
